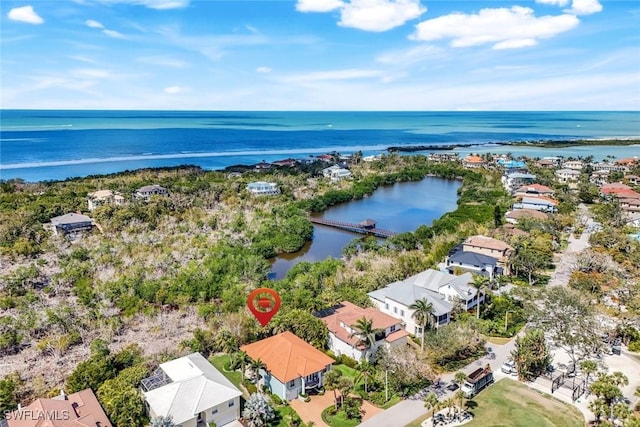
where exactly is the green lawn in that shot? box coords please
[321,406,360,427]
[334,364,359,379]
[406,379,584,427]
[210,354,249,397]
[465,379,584,427]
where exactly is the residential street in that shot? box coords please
[358,339,517,427]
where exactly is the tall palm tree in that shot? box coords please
[471,275,489,319]
[250,358,267,388]
[409,298,434,351]
[356,360,375,394]
[349,316,383,361]
[232,350,249,384]
[453,371,467,388]
[454,390,467,420]
[324,369,342,410]
[423,391,440,417]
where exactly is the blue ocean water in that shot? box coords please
[1,110,639,182]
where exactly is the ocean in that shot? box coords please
[1,110,639,182]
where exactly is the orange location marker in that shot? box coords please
[247,288,281,326]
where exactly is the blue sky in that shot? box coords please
[1,0,639,110]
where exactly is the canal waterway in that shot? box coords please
[270,176,462,279]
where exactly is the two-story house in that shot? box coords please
[240,332,334,401]
[555,168,581,184]
[87,189,125,211]
[318,301,408,361]
[50,212,94,236]
[246,181,280,195]
[141,352,242,427]
[322,165,352,181]
[502,172,536,193]
[135,184,169,200]
[368,269,483,336]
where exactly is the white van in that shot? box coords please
[501,360,517,375]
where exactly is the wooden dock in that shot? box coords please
[308,217,399,238]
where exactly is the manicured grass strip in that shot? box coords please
[465,378,584,427]
[210,354,247,396]
[321,406,360,427]
[334,364,359,379]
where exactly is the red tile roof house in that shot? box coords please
[6,389,112,427]
[461,155,486,169]
[514,184,555,198]
[240,332,334,401]
[317,301,409,362]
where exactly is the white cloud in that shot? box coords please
[137,55,189,68]
[536,0,570,6]
[164,85,188,94]
[411,6,579,49]
[85,19,104,29]
[296,0,425,32]
[71,68,111,79]
[564,0,602,15]
[7,6,44,24]
[283,68,382,84]
[92,0,189,9]
[256,66,272,73]
[296,0,344,12]
[102,29,126,38]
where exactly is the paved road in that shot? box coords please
[358,339,517,427]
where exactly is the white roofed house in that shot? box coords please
[50,212,94,236]
[502,172,536,193]
[368,269,484,337]
[512,196,559,213]
[322,165,352,181]
[555,168,581,184]
[247,181,280,195]
[141,352,242,427]
[135,184,169,201]
[87,189,125,211]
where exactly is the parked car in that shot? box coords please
[446,382,459,392]
[501,360,517,375]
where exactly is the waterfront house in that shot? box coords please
[322,165,352,181]
[272,158,298,167]
[616,156,639,167]
[87,189,125,211]
[555,168,581,183]
[316,154,335,162]
[505,208,548,224]
[502,172,536,193]
[363,154,383,162]
[562,160,584,170]
[318,301,408,361]
[368,269,483,335]
[514,184,555,198]
[240,332,334,401]
[141,352,242,427]
[247,181,280,195]
[512,195,558,213]
[255,161,273,170]
[6,389,112,427]
[462,154,486,169]
[427,153,459,163]
[51,212,94,236]
[135,184,168,200]
[592,162,629,174]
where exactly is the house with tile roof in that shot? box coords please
[514,184,555,198]
[462,154,486,169]
[240,332,334,401]
[6,389,112,427]
[317,301,408,361]
[555,168,581,183]
[134,184,168,200]
[141,352,242,427]
[368,269,483,336]
[562,160,584,170]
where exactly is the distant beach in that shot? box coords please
[1,110,639,182]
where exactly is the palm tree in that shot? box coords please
[454,371,467,388]
[580,359,598,392]
[471,275,489,319]
[232,350,249,384]
[356,360,375,394]
[423,391,440,417]
[454,389,467,420]
[349,317,383,361]
[324,369,342,410]
[410,298,435,351]
[442,397,456,422]
[250,358,267,388]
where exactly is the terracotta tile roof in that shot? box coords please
[463,155,485,163]
[240,332,334,383]
[602,182,633,191]
[384,329,410,343]
[319,301,402,349]
[516,184,554,194]
[465,235,512,252]
[616,157,639,165]
[7,389,112,427]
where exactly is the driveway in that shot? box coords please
[291,392,383,427]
